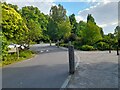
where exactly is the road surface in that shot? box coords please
[2,44,69,88]
[67,51,118,88]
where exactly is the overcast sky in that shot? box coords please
[5,0,119,34]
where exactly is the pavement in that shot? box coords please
[67,51,118,88]
[2,44,70,88]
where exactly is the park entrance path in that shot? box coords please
[67,51,118,88]
[2,44,69,88]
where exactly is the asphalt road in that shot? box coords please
[2,44,69,88]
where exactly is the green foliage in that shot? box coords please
[2,50,34,66]
[76,21,86,37]
[21,6,48,44]
[81,21,102,45]
[114,26,120,40]
[69,14,78,34]
[60,43,68,48]
[95,42,109,50]
[47,18,58,41]
[81,45,94,51]
[3,2,19,12]
[87,14,96,24]
[68,33,77,41]
[27,19,42,42]
[48,4,71,41]
[19,50,34,58]
[2,3,28,44]
[50,4,67,22]
[100,28,104,37]
[57,18,72,39]
[0,32,9,60]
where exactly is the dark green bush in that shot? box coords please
[81,45,94,51]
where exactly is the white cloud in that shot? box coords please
[99,24,107,28]
[76,2,118,34]
[75,16,86,22]
[5,0,55,14]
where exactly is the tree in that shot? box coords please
[100,27,104,37]
[87,14,96,24]
[81,21,102,45]
[47,18,58,41]
[114,26,120,40]
[26,19,42,45]
[1,32,8,60]
[3,2,19,13]
[48,4,71,41]
[21,6,44,44]
[76,21,87,37]
[57,18,71,39]
[2,3,28,44]
[50,4,67,22]
[69,14,78,34]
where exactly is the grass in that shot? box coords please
[1,50,36,67]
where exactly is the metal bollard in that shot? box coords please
[117,46,119,55]
[16,47,19,59]
[68,45,75,74]
[109,45,111,53]
[57,40,59,48]
[50,40,51,46]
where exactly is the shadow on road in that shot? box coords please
[3,63,69,88]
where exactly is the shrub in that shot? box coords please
[19,50,33,58]
[2,50,34,66]
[60,43,68,48]
[68,33,77,41]
[96,42,109,50]
[81,45,94,51]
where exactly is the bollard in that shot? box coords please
[109,45,111,53]
[50,40,51,46]
[68,45,75,74]
[117,46,119,55]
[16,47,19,59]
[57,40,59,48]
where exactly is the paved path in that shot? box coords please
[67,51,118,88]
[2,44,69,88]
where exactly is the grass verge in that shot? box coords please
[1,50,36,67]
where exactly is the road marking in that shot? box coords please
[60,75,72,89]
[60,49,80,89]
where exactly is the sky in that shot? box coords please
[5,0,119,34]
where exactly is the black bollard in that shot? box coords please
[117,46,119,55]
[50,40,51,46]
[109,45,111,53]
[68,45,75,74]
[57,40,59,48]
